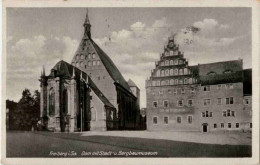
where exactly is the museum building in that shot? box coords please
[146,35,252,132]
[40,12,141,132]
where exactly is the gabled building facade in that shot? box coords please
[146,35,252,132]
[40,11,141,132]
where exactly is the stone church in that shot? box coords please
[40,11,141,132]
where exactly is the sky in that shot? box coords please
[6,8,251,108]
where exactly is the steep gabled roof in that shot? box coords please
[49,60,115,108]
[90,40,131,91]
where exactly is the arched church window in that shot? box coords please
[81,54,84,59]
[62,89,68,114]
[165,60,169,66]
[170,69,174,76]
[80,61,84,67]
[93,60,96,66]
[165,69,169,76]
[76,62,79,67]
[156,70,160,77]
[161,70,165,77]
[92,53,96,59]
[170,60,174,65]
[91,108,97,121]
[88,61,92,66]
[49,88,55,116]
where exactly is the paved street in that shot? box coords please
[6,131,251,157]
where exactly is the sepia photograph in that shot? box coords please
[1,1,259,165]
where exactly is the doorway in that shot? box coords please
[202,123,208,132]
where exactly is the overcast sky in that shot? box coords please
[6,8,251,108]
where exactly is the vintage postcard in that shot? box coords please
[1,0,260,165]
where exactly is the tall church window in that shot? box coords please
[49,88,55,116]
[88,61,92,66]
[93,60,96,66]
[80,61,84,67]
[179,69,183,75]
[170,69,174,76]
[81,54,84,59]
[62,89,68,114]
[92,53,96,59]
[165,69,169,76]
[170,60,174,65]
[165,60,169,66]
[161,70,165,77]
[156,70,160,77]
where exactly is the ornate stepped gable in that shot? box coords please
[71,11,131,92]
[148,35,198,87]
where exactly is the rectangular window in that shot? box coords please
[221,123,224,128]
[163,100,169,108]
[205,111,209,117]
[164,116,169,124]
[203,99,211,106]
[214,124,217,128]
[226,83,233,89]
[209,112,213,117]
[203,86,210,91]
[236,123,240,128]
[244,99,249,105]
[217,98,222,105]
[226,97,234,104]
[153,101,158,108]
[223,111,227,117]
[181,88,185,94]
[202,112,205,117]
[177,116,181,123]
[177,100,183,107]
[228,123,231,128]
[153,117,158,124]
[187,100,193,107]
[188,116,192,124]
[231,111,235,117]
[227,109,231,117]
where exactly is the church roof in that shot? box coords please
[90,40,131,91]
[50,60,115,108]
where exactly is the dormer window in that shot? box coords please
[223,70,233,74]
[207,71,216,76]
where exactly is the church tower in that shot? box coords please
[83,10,91,39]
